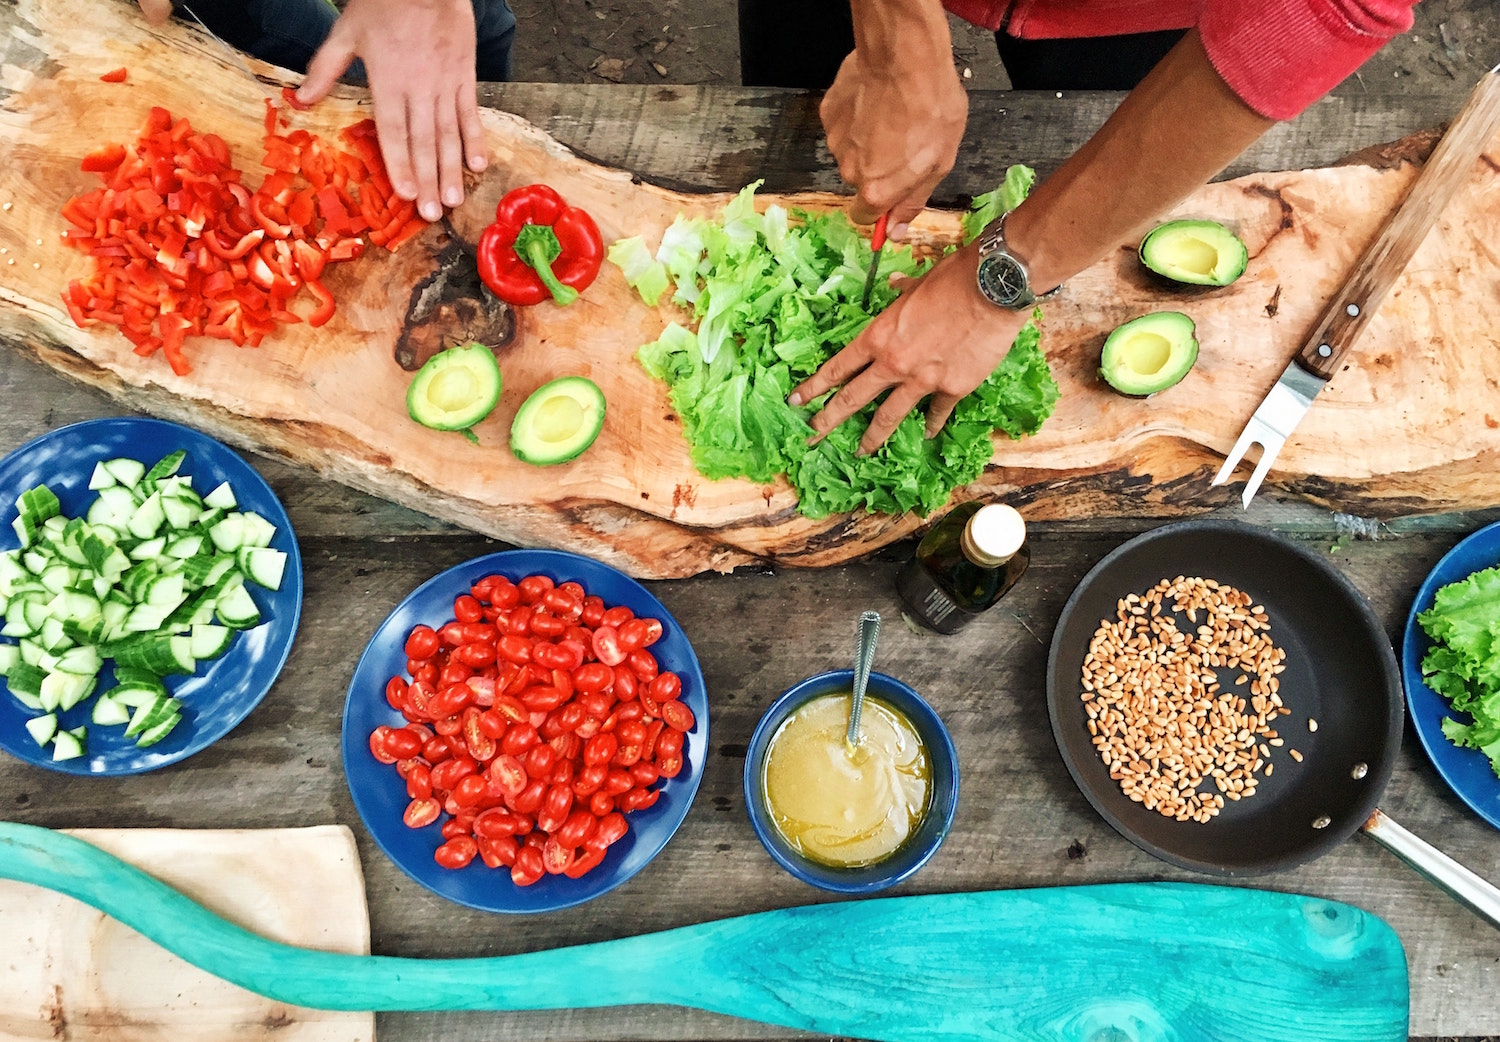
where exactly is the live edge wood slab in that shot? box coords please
[0,0,1497,578]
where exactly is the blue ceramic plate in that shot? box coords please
[342,549,708,913]
[1402,520,1500,832]
[0,417,302,775]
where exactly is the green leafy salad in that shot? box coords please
[606,169,1059,520]
[1418,561,1500,777]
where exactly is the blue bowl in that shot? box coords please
[743,670,958,893]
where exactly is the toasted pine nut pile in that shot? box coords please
[1082,576,1295,823]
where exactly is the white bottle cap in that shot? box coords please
[964,504,1026,566]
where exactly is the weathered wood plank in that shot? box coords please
[1,520,1496,1035]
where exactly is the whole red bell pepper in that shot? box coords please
[476,184,602,307]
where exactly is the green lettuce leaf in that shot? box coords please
[631,177,1059,520]
[960,164,1037,245]
[607,236,671,306]
[1419,562,1500,777]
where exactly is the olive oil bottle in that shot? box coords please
[896,502,1029,634]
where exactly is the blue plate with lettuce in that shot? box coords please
[1402,520,1500,831]
[616,168,1059,521]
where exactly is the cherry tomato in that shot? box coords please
[500,723,540,757]
[498,634,532,665]
[430,756,478,791]
[550,757,576,787]
[584,732,618,767]
[453,594,483,623]
[433,712,463,737]
[630,762,661,787]
[487,754,528,798]
[439,622,467,648]
[593,811,628,847]
[556,809,597,848]
[604,769,634,796]
[656,754,683,778]
[427,683,473,719]
[661,700,695,732]
[656,729,684,760]
[368,727,398,764]
[490,581,521,610]
[601,605,635,629]
[506,605,534,636]
[530,612,566,639]
[573,763,607,797]
[522,742,557,778]
[574,715,602,739]
[580,595,606,628]
[616,720,648,747]
[542,835,575,875]
[518,574,554,604]
[478,833,519,869]
[564,846,605,879]
[412,663,439,688]
[613,669,638,702]
[555,702,585,733]
[509,778,546,815]
[543,588,583,621]
[619,787,659,812]
[536,783,574,833]
[578,691,614,720]
[440,816,472,840]
[439,663,472,688]
[403,797,440,828]
[511,845,544,886]
[422,736,453,763]
[649,672,682,702]
[521,685,570,713]
[555,640,587,671]
[406,762,433,800]
[453,642,497,668]
[588,790,615,817]
[451,773,488,809]
[435,835,478,869]
[405,625,440,659]
[463,712,497,761]
[626,648,658,682]
[385,676,408,710]
[549,732,582,761]
[573,663,614,693]
[641,719,665,761]
[592,625,626,666]
[466,675,497,707]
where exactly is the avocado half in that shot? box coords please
[407,343,503,432]
[1139,220,1248,287]
[511,376,607,465]
[1099,311,1199,397]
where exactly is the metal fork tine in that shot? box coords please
[1239,437,1285,509]
[1211,423,1262,488]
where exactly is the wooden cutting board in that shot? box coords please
[0,826,374,1042]
[0,0,1497,579]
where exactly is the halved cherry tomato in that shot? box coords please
[649,672,683,703]
[435,835,479,869]
[591,625,626,666]
[405,625,440,659]
[403,798,440,828]
[518,575,554,604]
[661,700,695,732]
[511,845,545,886]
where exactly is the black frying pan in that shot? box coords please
[1046,519,1403,875]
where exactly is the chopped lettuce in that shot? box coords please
[961,165,1037,245]
[627,173,1059,519]
[1418,562,1500,777]
[607,236,670,305]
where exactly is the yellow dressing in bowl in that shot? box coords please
[761,693,932,868]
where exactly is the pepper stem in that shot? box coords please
[514,224,578,306]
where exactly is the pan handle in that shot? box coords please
[1362,809,1500,930]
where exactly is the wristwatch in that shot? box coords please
[974,211,1057,310]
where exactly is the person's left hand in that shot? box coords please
[297,0,487,222]
[788,243,1029,454]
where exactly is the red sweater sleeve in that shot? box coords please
[1199,0,1419,120]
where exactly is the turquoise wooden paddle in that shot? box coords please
[0,823,1407,1041]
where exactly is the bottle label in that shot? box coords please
[897,562,975,635]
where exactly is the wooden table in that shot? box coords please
[2,83,1499,1041]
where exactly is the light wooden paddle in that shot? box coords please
[0,822,1407,1042]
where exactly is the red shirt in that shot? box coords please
[943,0,1419,119]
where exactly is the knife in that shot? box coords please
[860,212,889,311]
[1212,62,1500,507]
[177,1,266,85]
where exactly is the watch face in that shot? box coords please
[977,252,1030,309]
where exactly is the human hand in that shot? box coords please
[135,0,172,25]
[297,0,487,222]
[788,244,1028,454]
[819,47,967,234]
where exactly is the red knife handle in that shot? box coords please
[870,213,889,252]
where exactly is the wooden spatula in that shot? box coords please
[0,822,1407,1042]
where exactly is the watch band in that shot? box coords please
[975,211,1059,311]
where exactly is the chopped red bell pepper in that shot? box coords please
[99,67,128,83]
[476,184,603,307]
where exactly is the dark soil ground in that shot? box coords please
[510,0,1496,96]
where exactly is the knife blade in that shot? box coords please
[1212,62,1500,508]
[860,213,889,311]
[177,2,265,85]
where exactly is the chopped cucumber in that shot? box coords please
[24,712,57,747]
[1,451,280,750]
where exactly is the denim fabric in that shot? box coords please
[174,0,514,83]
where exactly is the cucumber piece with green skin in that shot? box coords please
[16,486,61,523]
[406,342,503,432]
[24,713,57,747]
[0,644,17,676]
[189,623,233,660]
[88,462,116,490]
[202,482,236,510]
[510,377,607,466]
[142,450,187,486]
[1099,312,1200,397]
[91,694,131,726]
[1138,220,1248,287]
[237,547,286,591]
[134,711,181,748]
[102,458,146,488]
[214,584,261,629]
[50,728,84,760]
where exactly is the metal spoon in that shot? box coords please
[846,610,881,751]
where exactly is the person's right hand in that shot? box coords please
[135,0,172,25]
[297,0,488,223]
[819,47,967,235]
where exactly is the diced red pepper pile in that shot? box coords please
[59,95,427,375]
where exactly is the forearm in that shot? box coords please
[849,0,952,66]
[1006,29,1275,293]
